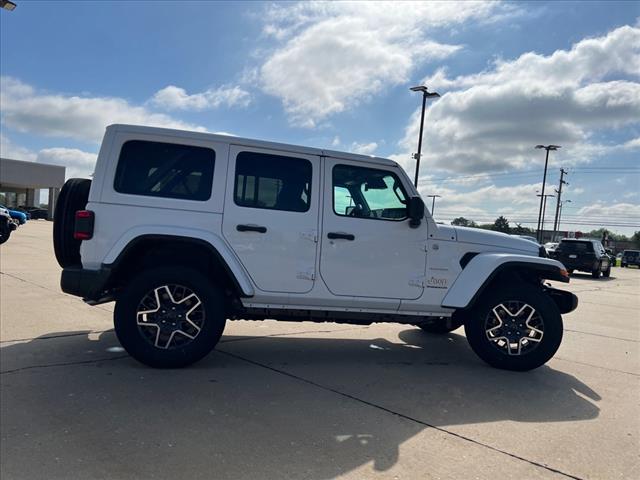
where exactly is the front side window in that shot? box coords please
[332,165,408,220]
[234,152,312,212]
[114,140,215,201]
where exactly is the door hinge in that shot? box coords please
[409,276,425,287]
[297,269,316,281]
[300,230,318,243]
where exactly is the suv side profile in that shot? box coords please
[621,250,640,268]
[54,125,577,371]
[555,239,611,278]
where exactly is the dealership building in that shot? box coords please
[0,157,66,219]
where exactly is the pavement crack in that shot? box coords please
[220,326,369,344]
[564,329,639,343]
[0,329,114,345]
[216,348,585,480]
[553,357,639,377]
[0,355,129,375]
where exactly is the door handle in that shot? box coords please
[237,224,267,233]
[327,232,355,241]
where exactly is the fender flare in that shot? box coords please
[442,253,568,309]
[103,226,255,297]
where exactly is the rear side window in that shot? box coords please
[560,241,593,253]
[114,140,215,201]
[234,152,312,212]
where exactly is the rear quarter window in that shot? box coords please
[114,140,215,201]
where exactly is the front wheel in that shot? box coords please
[464,286,563,371]
[114,266,226,368]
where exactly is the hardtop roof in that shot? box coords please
[109,124,399,168]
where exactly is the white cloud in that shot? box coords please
[349,141,378,155]
[258,1,508,127]
[396,25,640,175]
[0,77,205,144]
[0,133,37,161]
[151,85,250,111]
[36,148,97,178]
[1,134,96,178]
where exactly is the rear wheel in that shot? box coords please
[591,266,601,279]
[53,178,92,267]
[416,316,463,334]
[464,285,563,371]
[114,266,226,368]
[603,264,611,278]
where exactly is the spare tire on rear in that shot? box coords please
[53,178,92,268]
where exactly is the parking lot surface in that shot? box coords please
[1,221,639,480]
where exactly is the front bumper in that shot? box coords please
[545,287,579,314]
[61,266,112,301]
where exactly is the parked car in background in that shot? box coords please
[19,206,49,220]
[555,238,611,278]
[544,242,559,259]
[621,250,640,268]
[0,204,28,225]
[1,206,16,244]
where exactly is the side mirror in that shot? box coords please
[407,196,425,228]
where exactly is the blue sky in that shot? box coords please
[1,1,639,234]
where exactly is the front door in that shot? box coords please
[222,146,320,294]
[319,159,427,300]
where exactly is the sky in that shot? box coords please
[1,0,639,235]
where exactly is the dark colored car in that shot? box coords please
[19,206,49,220]
[556,239,611,278]
[621,250,640,268]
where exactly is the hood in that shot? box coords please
[453,226,539,255]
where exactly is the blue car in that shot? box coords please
[0,205,28,225]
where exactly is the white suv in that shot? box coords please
[54,124,577,371]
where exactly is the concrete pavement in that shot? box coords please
[1,221,639,479]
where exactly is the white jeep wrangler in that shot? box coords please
[54,124,577,371]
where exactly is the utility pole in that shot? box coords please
[427,194,441,216]
[557,199,571,236]
[552,168,568,241]
[535,145,561,242]
[410,86,440,187]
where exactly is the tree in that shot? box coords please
[633,231,640,248]
[492,216,510,233]
[512,223,534,235]
[451,217,477,228]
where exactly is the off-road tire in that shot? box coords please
[417,317,464,334]
[53,178,92,267]
[114,266,226,368]
[591,266,601,279]
[464,285,563,371]
[603,265,611,278]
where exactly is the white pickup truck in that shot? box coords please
[54,124,577,371]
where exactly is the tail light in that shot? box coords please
[74,210,94,240]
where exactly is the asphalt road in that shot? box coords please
[1,221,638,479]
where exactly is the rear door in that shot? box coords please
[222,146,320,294]
[319,159,427,300]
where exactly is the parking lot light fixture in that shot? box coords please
[410,85,440,188]
[1,0,17,11]
[534,145,561,242]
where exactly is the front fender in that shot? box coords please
[442,253,568,309]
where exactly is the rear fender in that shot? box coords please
[442,253,568,310]
[103,226,255,297]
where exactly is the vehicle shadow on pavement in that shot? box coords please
[569,272,617,281]
[1,329,600,479]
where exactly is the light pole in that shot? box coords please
[536,192,555,240]
[427,194,441,216]
[410,85,440,187]
[557,199,571,237]
[535,145,561,242]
